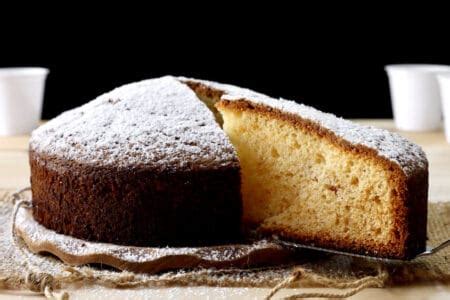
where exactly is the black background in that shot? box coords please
[2,13,448,120]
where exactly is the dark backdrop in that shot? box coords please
[2,17,448,120]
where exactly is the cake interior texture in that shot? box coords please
[185,80,427,259]
[218,102,397,253]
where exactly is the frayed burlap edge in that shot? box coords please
[1,190,449,299]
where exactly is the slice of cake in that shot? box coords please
[182,77,428,259]
[30,76,242,246]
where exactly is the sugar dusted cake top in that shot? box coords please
[30,76,238,171]
[31,75,427,176]
[179,77,428,177]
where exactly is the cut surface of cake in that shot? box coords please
[30,76,242,246]
[182,77,428,259]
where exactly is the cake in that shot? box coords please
[30,75,428,259]
[181,77,428,259]
[29,76,242,246]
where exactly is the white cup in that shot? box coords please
[385,64,450,131]
[437,73,450,143]
[0,67,49,135]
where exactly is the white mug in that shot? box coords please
[385,64,450,131]
[437,73,450,143]
[0,68,49,135]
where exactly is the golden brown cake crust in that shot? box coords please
[215,99,428,259]
[30,149,242,246]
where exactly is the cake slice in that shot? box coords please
[182,77,428,259]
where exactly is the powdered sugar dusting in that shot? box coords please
[30,75,427,176]
[180,77,428,176]
[30,76,238,171]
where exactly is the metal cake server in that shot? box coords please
[275,239,450,263]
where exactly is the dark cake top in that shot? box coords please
[30,76,238,171]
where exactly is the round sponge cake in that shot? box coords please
[30,76,242,246]
[30,75,428,259]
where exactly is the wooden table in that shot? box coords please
[1,119,449,299]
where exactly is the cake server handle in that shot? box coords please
[417,239,450,258]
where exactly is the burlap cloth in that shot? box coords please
[0,190,449,299]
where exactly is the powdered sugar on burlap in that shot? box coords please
[30,76,238,171]
[179,77,428,177]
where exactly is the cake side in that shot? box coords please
[30,149,242,246]
[181,78,428,259]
